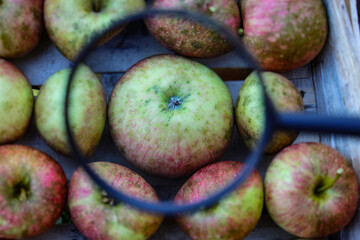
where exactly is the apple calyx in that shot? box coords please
[101,190,117,206]
[13,177,31,202]
[92,0,101,13]
[168,96,183,110]
[316,168,344,193]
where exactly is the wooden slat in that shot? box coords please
[312,1,360,239]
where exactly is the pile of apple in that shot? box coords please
[0,0,359,239]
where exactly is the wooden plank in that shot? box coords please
[312,0,360,239]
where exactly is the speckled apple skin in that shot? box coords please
[0,0,43,58]
[235,71,304,154]
[265,142,359,238]
[108,54,234,178]
[0,145,67,239]
[0,59,33,144]
[146,0,241,58]
[175,161,263,240]
[68,162,164,240]
[44,0,146,61]
[35,64,106,157]
[241,0,328,72]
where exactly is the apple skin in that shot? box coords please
[35,63,106,157]
[44,0,146,61]
[108,54,234,178]
[175,161,263,240]
[68,161,164,240]
[0,0,43,58]
[0,59,33,144]
[235,71,304,154]
[265,142,359,238]
[241,0,328,72]
[0,144,67,239]
[145,0,241,58]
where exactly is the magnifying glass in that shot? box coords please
[65,8,360,215]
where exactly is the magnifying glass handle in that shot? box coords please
[276,113,360,136]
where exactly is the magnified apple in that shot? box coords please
[35,63,106,157]
[68,161,164,240]
[175,161,263,239]
[108,54,234,178]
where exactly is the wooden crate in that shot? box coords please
[7,0,360,239]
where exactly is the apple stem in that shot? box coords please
[238,28,244,36]
[92,0,101,12]
[316,168,344,193]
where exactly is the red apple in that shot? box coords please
[241,0,328,72]
[175,161,263,239]
[68,161,164,240]
[0,144,67,239]
[145,0,241,58]
[0,0,43,58]
[0,59,34,144]
[265,142,359,238]
[108,54,234,178]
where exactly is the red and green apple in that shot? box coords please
[68,161,164,240]
[108,54,234,178]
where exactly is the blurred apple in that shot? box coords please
[0,0,43,58]
[108,54,234,178]
[265,142,359,238]
[235,71,304,154]
[68,161,164,240]
[0,59,33,144]
[0,144,67,239]
[44,0,146,60]
[35,63,106,157]
[175,161,263,239]
[146,0,241,58]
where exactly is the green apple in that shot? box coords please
[35,63,106,157]
[0,59,33,144]
[175,161,263,239]
[44,0,146,61]
[0,0,43,58]
[235,71,304,154]
[265,142,359,238]
[108,54,234,178]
